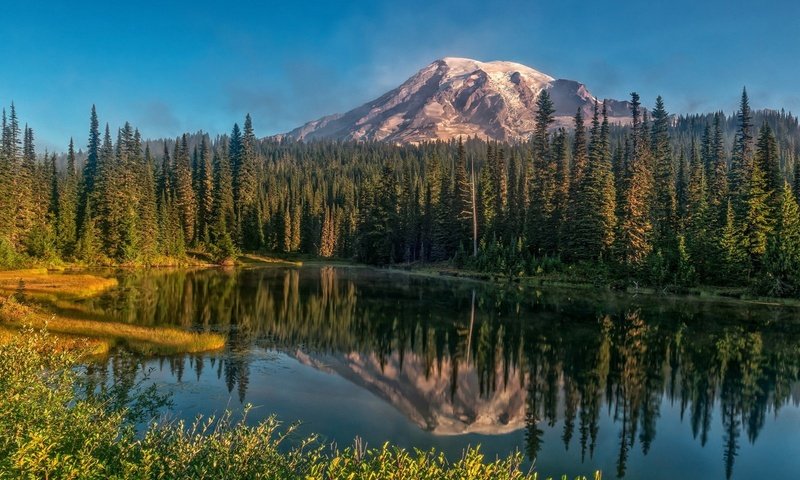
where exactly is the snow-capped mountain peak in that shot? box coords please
[284,57,630,143]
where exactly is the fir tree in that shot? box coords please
[197,137,215,243]
[75,202,100,263]
[794,152,800,206]
[685,137,711,276]
[566,107,588,251]
[174,134,197,244]
[761,182,800,296]
[478,148,496,243]
[708,113,728,210]
[755,122,782,206]
[453,138,474,253]
[742,162,773,272]
[358,164,399,264]
[677,151,689,226]
[731,88,755,217]
[238,115,262,250]
[552,129,570,249]
[138,145,159,260]
[718,200,746,284]
[212,138,235,247]
[529,90,556,255]
[319,205,336,258]
[651,96,678,245]
[14,125,36,248]
[582,101,616,260]
[56,138,79,256]
[616,93,654,267]
[77,105,100,237]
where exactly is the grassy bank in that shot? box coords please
[0,269,226,356]
[0,268,119,299]
[0,331,600,480]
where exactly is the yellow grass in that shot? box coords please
[0,299,225,355]
[0,324,14,343]
[0,268,118,299]
[0,269,226,356]
[239,253,303,266]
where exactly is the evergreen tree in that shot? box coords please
[616,93,654,267]
[77,105,100,237]
[453,138,475,253]
[755,122,782,206]
[319,205,336,257]
[197,137,215,243]
[529,90,556,255]
[56,138,79,256]
[138,145,159,260]
[15,125,36,248]
[569,102,615,261]
[651,97,677,237]
[238,115,262,250]
[761,182,800,296]
[478,147,497,243]
[174,134,197,245]
[75,202,99,263]
[731,88,755,216]
[708,113,728,210]
[718,200,746,284]
[794,152,800,206]
[358,164,399,264]
[212,138,236,248]
[677,151,690,226]
[552,129,570,248]
[566,108,589,251]
[742,162,772,273]
[685,137,711,276]
[158,188,185,259]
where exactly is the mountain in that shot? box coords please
[283,57,631,143]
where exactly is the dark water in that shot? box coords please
[71,266,800,479]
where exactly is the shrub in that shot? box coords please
[0,330,601,480]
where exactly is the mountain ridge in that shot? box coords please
[281,57,632,143]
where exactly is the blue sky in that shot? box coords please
[2,0,799,151]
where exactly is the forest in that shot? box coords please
[2,88,800,296]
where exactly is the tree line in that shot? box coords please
[2,88,800,295]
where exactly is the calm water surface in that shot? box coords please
[71,266,800,479]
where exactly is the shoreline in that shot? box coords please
[3,252,798,356]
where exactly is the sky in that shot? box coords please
[2,0,799,151]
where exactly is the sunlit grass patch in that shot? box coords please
[0,296,225,356]
[0,268,118,300]
[239,253,303,266]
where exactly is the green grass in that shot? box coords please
[0,330,601,480]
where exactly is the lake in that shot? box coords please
[70,266,800,479]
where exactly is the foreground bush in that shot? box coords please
[0,330,600,479]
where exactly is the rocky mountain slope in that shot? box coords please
[283,57,630,143]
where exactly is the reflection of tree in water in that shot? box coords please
[84,267,800,478]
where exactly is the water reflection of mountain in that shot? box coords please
[79,266,800,479]
[293,349,527,435]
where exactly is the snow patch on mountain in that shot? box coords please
[283,57,631,143]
